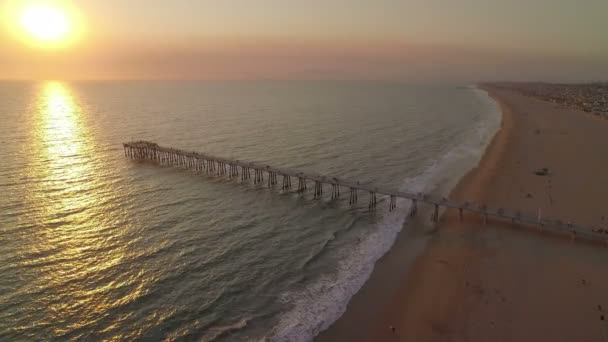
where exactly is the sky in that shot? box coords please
[1,0,607,81]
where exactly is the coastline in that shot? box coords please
[315,85,502,341]
[317,84,608,341]
[389,84,515,341]
[394,85,608,341]
[395,85,608,341]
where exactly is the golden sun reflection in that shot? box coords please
[23,82,135,335]
[34,81,94,220]
[28,81,94,246]
[40,81,82,157]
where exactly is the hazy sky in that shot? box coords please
[2,0,607,81]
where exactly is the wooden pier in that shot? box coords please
[123,141,607,244]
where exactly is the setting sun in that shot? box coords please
[21,4,71,43]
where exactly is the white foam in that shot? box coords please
[266,86,502,342]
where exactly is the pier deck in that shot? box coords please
[123,141,607,244]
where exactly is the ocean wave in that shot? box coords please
[203,317,252,342]
[265,162,446,342]
[267,197,412,342]
[266,87,502,342]
[300,234,336,269]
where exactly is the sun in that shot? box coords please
[19,3,73,44]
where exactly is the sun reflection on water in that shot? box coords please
[19,82,149,338]
[31,81,94,225]
[40,81,83,159]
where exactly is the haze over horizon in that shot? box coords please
[2,0,607,82]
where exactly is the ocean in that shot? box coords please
[0,81,500,341]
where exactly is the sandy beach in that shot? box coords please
[317,85,608,341]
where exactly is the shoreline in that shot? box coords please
[315,85,503,341]
[368,84,513,341]
[317,84,608,341]
[390,84,514,340]
[447,84,512,212]
[393,85,608,341]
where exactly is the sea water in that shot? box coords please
[0,81,500,341]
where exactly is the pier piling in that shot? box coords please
[122,141,605,244]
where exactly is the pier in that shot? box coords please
[124,141,607,244]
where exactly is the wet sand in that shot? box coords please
[317,85,608,341]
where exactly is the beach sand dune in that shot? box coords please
[318,86,608,341]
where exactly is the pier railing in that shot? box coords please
[123,141,607,245]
